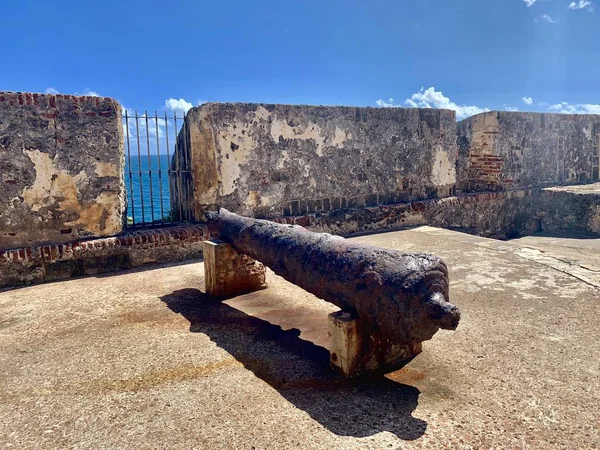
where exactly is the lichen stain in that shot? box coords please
[21,149,87,213]
[333,126,350,146]
[71,191,121,234]
[247,190,262,208]
[216,113,260,196]
[270,117,327,156]
[589,205,600,233]
[21,149,120,235]
[254,105,270,122]
[216,107,354,197]
[276,150,291,170]
[94,161,119,177]
[430,148,456,186]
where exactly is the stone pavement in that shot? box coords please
[1,227,598,449]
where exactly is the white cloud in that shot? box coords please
[403,87,489,120]
[522,96,534,105]
[541,14,555,23]
[165,98,193,113]
[75,88,100,97]
[569,0,595,11]
[504,105,519,112]
[44,87,100,96]
[375,98,397,107]
[71,88,101,97]
[524,0,537,6]
[547,102,600,114]
[122,107,167,141]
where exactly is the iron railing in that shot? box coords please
[123,110,193,228]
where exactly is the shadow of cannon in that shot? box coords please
[160,288,428,441]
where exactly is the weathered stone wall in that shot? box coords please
[4,184,599,289]
[457,111,600,192]
[0,92,124,249]
[539,183,600,235]
[272,189,543,239]
[0,224,207,289]
[172,103,457,219]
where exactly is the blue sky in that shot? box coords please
[1,0,599,119]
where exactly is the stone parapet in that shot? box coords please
[0,224,208,289]
[0,92,125,249]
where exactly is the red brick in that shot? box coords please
[295,216,311,227]
[411,202,426,212]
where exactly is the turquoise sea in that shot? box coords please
[124,154,172,225]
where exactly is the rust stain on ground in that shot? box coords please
[2,359,242,402]
[386,367,426,386]
[78,359,241,394]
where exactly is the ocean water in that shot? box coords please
[124,154,172,224]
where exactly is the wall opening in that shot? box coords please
[122,110,193,228]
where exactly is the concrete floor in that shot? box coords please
[1,227,599,449]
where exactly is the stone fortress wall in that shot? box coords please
[174,104,599,221]
[1,92,599,288]
[172,103,458,220]
[0,92,124,249]
[457,111,600,192]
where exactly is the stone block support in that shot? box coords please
[328,311,423,377]
[202,240,267,298]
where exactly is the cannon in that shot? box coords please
[204,208,460,375]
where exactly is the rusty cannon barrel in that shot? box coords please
[206,208,460,346]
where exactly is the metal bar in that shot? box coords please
[145,111,155,224]
[181,114,191,221]
[164,111,173,223]
[135,111,145,226]
[174,112,183,222]
[154,111,164,223]
[124,111,135,227]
